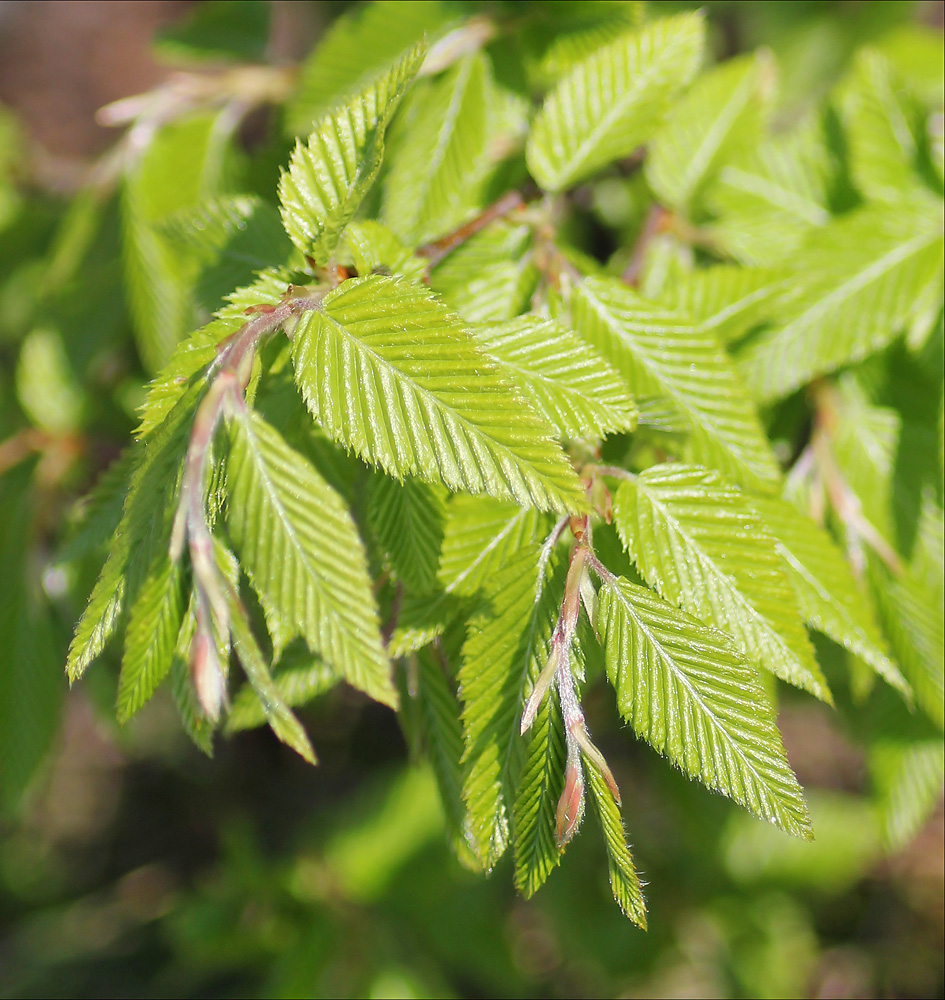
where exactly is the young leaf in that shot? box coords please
[751,494,908,696]
[285,0,456,135]
[472,316,638,440]
[117,554,189,723]
[646,51,773,214]
[224,407,395,708]
[613,465,830,700]
[584,752,647,927]
[658,265,788,345]
[569,277,780,491]
[368,474,446,593]
[598,576,813,839]
[382,52,494,245]
[513,693,566,897]
[291,275,586,512]
[225,582,316,764]
[739,204,945,401]
[438,494,543,598]
[459,545,561,867]
[226,651,338,733]
[526,12,705,191]
[67,385,199,683]
[870,738,945,848]
[278,43,425,266]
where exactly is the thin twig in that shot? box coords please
[621,204,668,287]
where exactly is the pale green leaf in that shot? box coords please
[513,693,565,897]
[459,545,561,867]
[473,316,637,440]
[871,739,945,848]
[368,474,446,593]
[382,52,493,245]
[739,204,945,401]
[291,274,586,512]
[614,465,830,700]
[526,12,705,191]
[584,753,647,926]
[658,265,789,344]
[285,1,455,135]
[278,44,425,266]
[226,650,338,733]
[226,583,316,764]
[340,220,425,281]
[224,408,395,708]
[839,49,925,203]
[647,51,773,214]
[67,385,199,682]
[752,494,907,696]
[598,576,813,838]
[440,259,540,324]
[569,276,780,491]
[117,554,189,723]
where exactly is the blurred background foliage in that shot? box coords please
[0,2,942,997]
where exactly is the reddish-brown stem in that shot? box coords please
[621,204,668,287]
[417,188,531,268]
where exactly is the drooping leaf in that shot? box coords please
[459,545,562,867]
[224,407,395,707]
[472,316,638,440]
[646,51,773,214]
[291,275,586,512]
[382,52,494,245]
[285,1,456,135]
[569,276,780,491]
[513,691,565,897]
[613,465,830,700]
[870,738,945,848]
[751,494,907,696]
[598,575,813,838]
[584,751,647,927]
[526,12,705,191]
[117,554,189,723]
[658,265,789,345]
[279,44,425,266]
[67,385,199,683]
[226,649,338,733]
[225,579,316,764]
[739,204,945,401]
[368,474,446,593]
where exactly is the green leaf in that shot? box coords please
[646,51,773,214]
[226,649,338,733]
[368,474,446,593]
[117,554,189,723]
[584,752,647,927]
[658,265,788,345]
[706,116,832,267]
[224,407,395,708]
[613,465,830,700]
[278,44,425,266]
[459,544,561,867]
[67,385,199,683]
[472,316,638,440]
[382,52,494,245]
[526,12,705,191]
[162,196,293,312]
[438,494,543,598]
[155,0,271,63]
[839,49,925,203]
[408,649,477,868]
[569,276,780,491]
[123,113,238,372]
[170,604,215,756]
[291,275,586,512]
[751,494,907,696]
[513,691,565,897]
[739,204,945,401]
[225,581,316,764]
[340,220,425,281]
[285,1,455,136]
[598,576,813,838]
[870,738,944,848]
[137,269,291,439]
